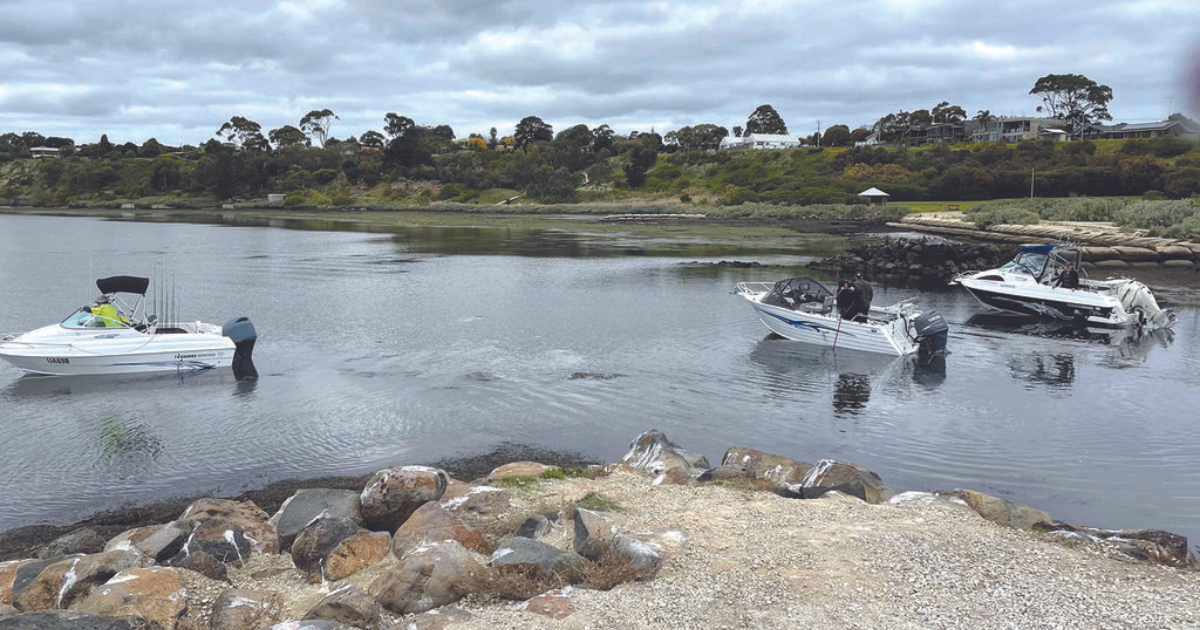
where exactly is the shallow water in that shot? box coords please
[1,213,1197,548]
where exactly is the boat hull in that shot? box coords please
[956,277,1127,327]
[746,298,916,356]
[0,324,236,376]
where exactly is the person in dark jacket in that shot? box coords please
[1055,263,1079,289]
[853,272,873,320]
[835,280,858,320]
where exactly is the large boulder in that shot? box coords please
[490,537,586,583]
[514,512,558,540]
[777,459,892,504]
[303,583,385,630]
[392,502,489,560]
[1048,526,1190,566]
[104,520,194,563]
[181,518,252,565]
[290,517,360,580]
[619,430,710,484]
[0,611,158,630]
[209,588,285,630]
[36,528,107,559]
[77,567,186,629]
[13,550,149,612]
[167,550,228,583]
[270,489,363,551]
[486,462,560,482]
[181,498,278,554]
[0,559,36,605]
[439,485,519,549]
[939,489,1060,531]
[572,508,617,561]
[8,558,70,608]
[325,529,390,582]
[719,447,812,490]
[369,540,486,615]
[360,466,448,533]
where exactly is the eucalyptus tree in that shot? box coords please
[300,109,339,147]
[745,104,788,134]
[269,125,309,148]
[1030,74,1113,138]
[514,115,553,148]
[216,116,267,150]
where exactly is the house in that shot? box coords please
[719,133,802,151]
[965,117,1066,143]
[1086,120,1200,140]
[30,147,60,159]
[858,187,890,206]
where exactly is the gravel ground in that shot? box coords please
[183,471,1198,630]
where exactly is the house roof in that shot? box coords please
[745,133,800,143]
[858,187,890,197]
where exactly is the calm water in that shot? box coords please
[1,213,1198,548]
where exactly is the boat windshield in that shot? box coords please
[1000,252,1048,277]
[61,305,130,329]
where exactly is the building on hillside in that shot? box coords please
[31,147,60,159]
[1037,128,1069,142]
[922,122,964,144]
[1085,120,1200,140]
[858,187,890,206]
[719,133,803,151]
[964,117,1066,143]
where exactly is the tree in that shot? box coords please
[358,130,386,148]
[1030,73,1113,138]
[216,116,266,150]
[591,124,616,153]
[466,136,488,151]
[514,116,553,148]
[821,124,852,147]
[431,125,455,141]
[623,139,659,188]
[674,124,729,151]
[299,109,339,147]
[384,113,416,139]
[745,104,787,135]
[931,101,966,123]
[269,125,309,148]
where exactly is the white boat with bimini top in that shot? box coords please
[0,275,257,377]
[952,244,1174,329]
[735,277,949,357]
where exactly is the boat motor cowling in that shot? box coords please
[913,310,949,358]
[223,316,258,381]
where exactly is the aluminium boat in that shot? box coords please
[735,277,948,357]
[0,275,257,377]
[952,244,1174,329]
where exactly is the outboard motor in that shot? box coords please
[913,310,949,360]
[223,316,258,381]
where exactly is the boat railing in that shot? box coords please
[735,281,774,295]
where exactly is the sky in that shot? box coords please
[1,0,1198,146]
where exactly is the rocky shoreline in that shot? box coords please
[1,430,1195,630]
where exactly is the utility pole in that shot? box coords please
[816,120,821,147]
[1030,167,1036,199]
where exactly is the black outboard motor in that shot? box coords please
[913,310,949,360]
[223,317,258,381]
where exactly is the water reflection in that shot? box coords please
[965,314,1175,365]
[1009,353,1077,388]
[4,370,245,399]
[97,411,164,467]
[833,373,871,414]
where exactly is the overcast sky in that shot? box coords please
[1,0,1197,146]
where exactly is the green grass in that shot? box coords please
[575,491,622,513]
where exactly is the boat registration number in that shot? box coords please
[46,357,70,364]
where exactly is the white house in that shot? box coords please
[30,147,60,159]
[720,133,803,151]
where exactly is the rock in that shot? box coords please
[181,498,278,554]
[402,608,475,630]
[486,462,560,482]
[209,588,285,630]
[619,430,710,483]
[1050,526,1189,565]
[183,518,252,566]
[104,520,194,563]
[572,508,617,561]
[524,587,575,620]
[0,611,158,630]
[697,464,756,483]
[369,540,486,615]
[720,447,811,490]
[9,558,71,607]
[439,485,518,549]
[514,512,558,540]
[611,534,662,578]
[777,459,892,504]
[303,583,385,630]
[324,529,391,582]
[291,517,360,580]
[939,489,1060,531]
[392,502,489,560]
[77,567,186,629]
[167,550,228,582]
[13,549,149,612]
[36,528,107,559]
[270,489,363,552]
[490,537,586,582]
[359,466,449,533]
[0,603,13,616]
[0,559,36,605]
[260,619,356,629]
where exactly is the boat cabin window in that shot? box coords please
[61,303,130,329]
[1000,252,1048,278]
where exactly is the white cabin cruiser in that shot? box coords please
[736,277,948,357]
[0,275,257,377]
[952,244,1174,329]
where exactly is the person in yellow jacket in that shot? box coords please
[89,298,129,328]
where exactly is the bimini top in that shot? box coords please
[1018,244,1056,254]
[96,275,150,296]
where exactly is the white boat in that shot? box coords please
[735,277,949,357]
[952,244,1174,329]
[0,275,257,377]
